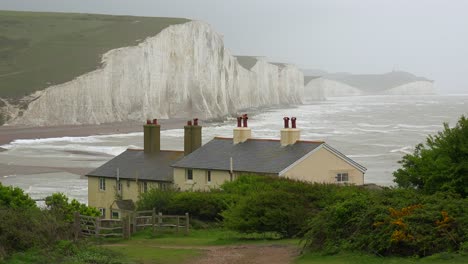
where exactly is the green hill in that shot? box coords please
[0,10,189,100]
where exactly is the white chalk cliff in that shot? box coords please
[7,21,304,126]
[303,71,435,100]
[304,78,362,100]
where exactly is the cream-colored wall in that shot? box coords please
[174,168,234,191]
[282,147,364,185]
[88,176,168,219]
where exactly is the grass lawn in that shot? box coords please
[99,229,468,264]
[101,229,299,264]
[295,252,468,264]
[0,10,189,99]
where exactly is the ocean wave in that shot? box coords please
[357,123,392,128]
[393,124,442,129]
[5,144,130,156]
[352,128,398,134]
[390,146,413,155]
[348,154,386,158]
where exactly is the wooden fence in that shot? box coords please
[133,209,190,234]
[73,210,189,239]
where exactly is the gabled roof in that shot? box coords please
[86,149,184,182]
[111,199,136,211]
[172,137,325,174]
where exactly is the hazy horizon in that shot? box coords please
[1,0,467,94]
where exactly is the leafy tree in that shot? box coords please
[394,115,468,197]
[0,182,36,209]
[45,193,100,221]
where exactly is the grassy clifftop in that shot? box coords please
[0,11,189,99]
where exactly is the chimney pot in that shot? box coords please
[237,116,242,127]
[242,114,248,127]
[146,119,152,125]
[193,118,199,126]
[283,117,290,128]
[187,120,192,126]
[291,117,297,128]
[153,119,158,125]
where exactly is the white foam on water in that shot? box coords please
[394,124,442,129]
[357,123,392,128]
[348,154,387,158]
[352,128,399,134]
[390,146,414,155]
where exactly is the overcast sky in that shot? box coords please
[1,0,467,93]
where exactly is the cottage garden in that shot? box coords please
[1,116,467,263]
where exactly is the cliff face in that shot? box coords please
[303,71,435,100]
[304,78,362,100]
[383,81,436,95]
[6,21,304,126]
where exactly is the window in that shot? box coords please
[117,181,122,192]
[206,170,211,183]
[111,211,120,219]
[336,173,349,183]
[186,169,193,181]
[99,208,106,217]
[140,181,148,193]
[99,178,106,191]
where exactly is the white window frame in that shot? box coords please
[336,172,349,183]
[99,178,106,191]
[99,208,106,217]
[111,210,120,219]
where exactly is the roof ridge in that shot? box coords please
[214,137,324,144]
[126,148,184,153]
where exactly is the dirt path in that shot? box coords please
[189,244,299,264]
[106,243,300,264]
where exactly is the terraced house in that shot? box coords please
[86,116,366,219]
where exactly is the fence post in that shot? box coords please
[185,212,189,235]
[132,212,137,234]
[176,216,180,233]
[122,216,130,239]
[158,212,162,230]
[95,217,101,237]
[73,212,80,241]
[152,208,156,234]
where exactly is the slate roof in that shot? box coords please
[86,149,184,182]
[112,199,136,211]
[171,137,324,174]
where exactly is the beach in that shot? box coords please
[0,119,187,146]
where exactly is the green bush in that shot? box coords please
[137,188,233,222]
[167,191,233,222]
[303,189,468,257]
[0,182,36,209]
[394,115,468,197]
[0,207,70,259]
[45,193,100,221]
[137,187,177,212]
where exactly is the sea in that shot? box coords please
[0,95,466,204]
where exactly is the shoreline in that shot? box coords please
[0,119,188,146]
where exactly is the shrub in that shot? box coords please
[302,189,468,257]
[137,187,177,212]
[0,182,36,209]
[394,115,468,197]
[45,193,100,221]
[137,188,233,222]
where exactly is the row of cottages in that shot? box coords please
[86,116,366,219]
